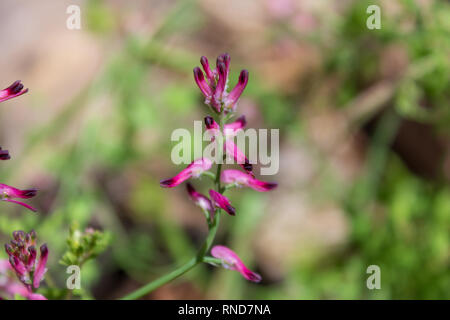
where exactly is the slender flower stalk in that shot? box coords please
[122,53,277,300]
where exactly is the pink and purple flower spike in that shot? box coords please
[160,158,212,188]
[0,81,28,103]
[211,245,262,283]
[221,169,277,192]
[187,183,214,219]
[209,189,235,216]
[0,183,38,212]
[4,230,48,290]
[194,54,248,113]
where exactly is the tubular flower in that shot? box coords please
[194,54,248,113]
[211,245,261,283]
[186,183,214,219]
[221,169,277,192]
[0,147,10,160]
[0,81,28,103]
[209,189,235,216]
[160,158,213,188]
[204,116,253,174]
[0,259,47,300]
[4,230,48,290]
[0,183,37,212]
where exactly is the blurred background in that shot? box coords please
[0,0,449,299]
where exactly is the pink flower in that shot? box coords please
[221,169,277,192]
[224,70,248,111]
[0,81,28,103]
[0,183,37,212]
[209,189,235,216]
[211,245,261,283]
[0,259,47,300]
[4,230,48,290]
[160,158,212,188]
[0,147,10,160]
[194,54,249,113]
[204,116,253,174]
[186,183,214,218]
[224,115,246,136]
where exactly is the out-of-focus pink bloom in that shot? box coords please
[0,147,10,160]
[0,183,37,212]
[160,158,212,188]
[194,54,248,113]
[4,231,48,291]
[209,189,235,216]
[0,81,28,103]
[221,169,277,192]
[186,183,214,218]
[211,245,261,283]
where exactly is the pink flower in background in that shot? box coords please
[194,54,249,113]
[0,81,28,103]
[187,183,214,218]
[160,158,213,188]
[209,189,235,216]
[221,169,277,192]
[0,183,37,212]
[0,147,10,160]
[211,245,261,283]
[4,230,48,295]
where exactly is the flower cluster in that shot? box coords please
[160,54,277,282]
[0,81,37,212]
[3,230,48,300]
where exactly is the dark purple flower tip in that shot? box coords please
[225,204,236,216]
[160,178,176,188]
[239,69,249,84]
[9,81,24,94]
[20,189,37,198]
[209,189,235,216]
[0,147,10,160]
[33,244,48,289]
[217,62,226,77]
[0,81,28,103]
[204,116,215,128]
[260,182,278,190]
[13,231,25,241]
[243,160,253,172]
[235,115,246,127]
[200,56,215,83]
